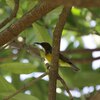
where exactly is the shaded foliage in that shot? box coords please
[0,0,100,100]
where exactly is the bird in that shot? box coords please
[34,42,80,71]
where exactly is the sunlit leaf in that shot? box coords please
[71,7,81,16]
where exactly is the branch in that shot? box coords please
[90,91,100,100]
[3,72,47,100]
[58,75,73,100]
[0,0,100,47]
[0,0,19,29]
[48,7,69,100]
[72,57,100,64]
[62,48,100,54]
[74,0,100,7]
[0,1,61,47]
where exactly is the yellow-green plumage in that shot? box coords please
[35,42,80,71]
[45,53,71,67]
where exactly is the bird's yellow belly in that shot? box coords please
[45,54,52,62]
[45,54,71,67]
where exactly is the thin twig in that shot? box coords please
[62,48,100,54]
[0,0,19,29]
[3,72,47,100]
[72,57,100,64]
[57,75,73,100]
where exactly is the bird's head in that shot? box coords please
[34,42,52,54]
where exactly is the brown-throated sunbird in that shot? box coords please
[34,42,80,71]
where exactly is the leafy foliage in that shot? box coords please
[0,0,100,100]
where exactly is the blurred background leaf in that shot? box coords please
[0,0,100,100]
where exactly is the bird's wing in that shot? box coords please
[59,53,80,71]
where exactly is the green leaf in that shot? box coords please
[20,28,36,44]
[12,93,39,100]
[30,79,48,100]
[0,76,16,92]
[71,7,81,16]
[0,62,37,74]
[32,23,52,43]
[44,6,63,26]
[6,0,14,9]
[73,71,100,87]
[60,69,100,88]
[56,93,69,100]
[0,92,39,100]
[0,76,39,100]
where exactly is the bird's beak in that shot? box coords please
[34,42,40,45]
